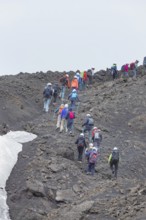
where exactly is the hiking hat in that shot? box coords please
[76,72,80,76]
[93,127,97,130]
[89,143,93,148]
[72,89,76,92]
[86,114,91,117]
[64,104,68,108]
[47,83,52,86]
[66,74,69,77]
[80,133,84,136]
[113,147,118,151]
[92,147,97,151]
[60,104,64,107]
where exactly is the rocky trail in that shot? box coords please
[0,70,146,219]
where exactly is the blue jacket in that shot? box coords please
[61,107,68,119]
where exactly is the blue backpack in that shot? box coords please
[71,92,77,100]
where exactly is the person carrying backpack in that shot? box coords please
[92,127,102,149]
[55,104,64,130]
[52,83,61,104]
[87,69,93,85]
[66,108,75,134]
[86,147,98,175]
[85,143,94,163]
[111,64,118,80]
[71,76,79,90]
[68,89,80,109]
[130,60,139,78]
[108,147,119,178]
[43,83,53,112]
[75,133,87,162]
[59,74,70,101]
[82,71,88,89]
[82,114,94,142]
[60,104,69,133]
[122,64,129,78]
[75,72,82,90]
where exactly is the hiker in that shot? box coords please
[82,114,94,142]
[59,74,70,101]
[108,147,119,178]
[121,64,129,78]
[55,104,64,130]
[66,107,75,134]
[87,69,93,85]
[91,68,95,80]
[111,64,118,80]
[68,89,80,109]
[92,127,102,149]
[143,57,146,68]
[130,60,139,78]
[71,76,79,90]
[75,133,87,162]
[82,71,88,89]
[43,83,53,112]
[60,104,69,133]
[52,83,61,104]
[75,71,82,90]
[85,143,93,163]
[85,146,98,175]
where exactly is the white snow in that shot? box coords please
[0,131,37,220]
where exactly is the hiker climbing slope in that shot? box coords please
[66,107,75,134]
[60,104,69,133]
[43,83,53,112]
[55,104,64,130]
[59,74,70,101]
[68,89,80,110]
[75,133,87,162]
[82,114,94,142]
[108,147,119,178]
[85,146,98,176]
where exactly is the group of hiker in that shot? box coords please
[110,60,139,80]
[43,69,119,178]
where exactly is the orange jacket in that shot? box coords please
[71,79,78,89]
[58,106,64,114]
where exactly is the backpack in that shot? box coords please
[69,111,75,119]
[71,92,77,100]
[121,65,125,72]
[130,63,135,70]
[94,131,99,139]
[53,85,59,95]
[89,152,98,164]
[77,138,84,147]
[88,118,94,126]
[60,77,68,86]
[111,151,119,162]
[44,87,51,98]
[87,70,92,77]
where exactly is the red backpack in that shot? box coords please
[69,111,75,119]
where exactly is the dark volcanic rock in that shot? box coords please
[1,69,146,220]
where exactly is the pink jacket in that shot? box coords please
[124,64,129,72]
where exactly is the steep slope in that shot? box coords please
[2,70,146,220]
